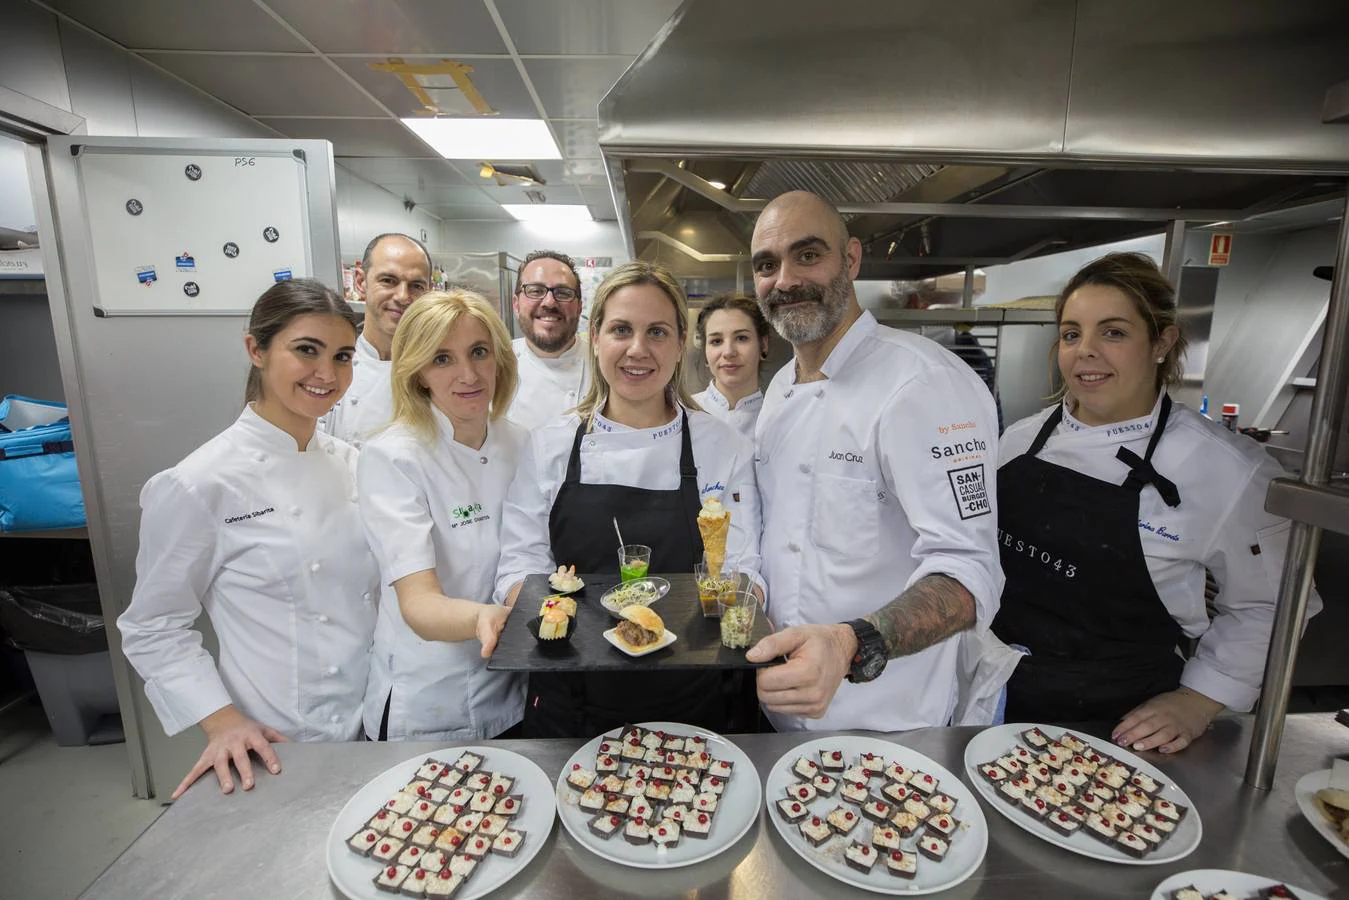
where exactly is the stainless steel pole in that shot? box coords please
[1245,194,1349,789]
[1161,219,1187,289]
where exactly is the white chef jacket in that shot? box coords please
[999,393,1321,712]
[693,383,763,441]
[320,335,393,447]
[495,407,764,599]
[755,311,1003,733]
[358,409,527,741]
[509,337,588,431]
[117,407,379,741]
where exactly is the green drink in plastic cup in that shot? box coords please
[618,544,651,583]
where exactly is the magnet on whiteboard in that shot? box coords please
[184,164,202,181]
[263,226,280,243]
[273,269,293,282]
[126,199,144,216]
[136,266,157,285]
[183,282,200,298]
[175,253,196,272]
[223,242,240,258]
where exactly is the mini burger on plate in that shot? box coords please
[614,606,665,653]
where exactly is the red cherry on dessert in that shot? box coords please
[505,799,514,809]
[571,763,580,771]
[403,822,413,832]
[365,833,376,842]
[811,817,821,826]
[419,802,429,811]
[844,811,854,820]
[698,814,708,824]
[790,802,801,812]
[409,848,419,856]
[475,839,484,849]
[386,867,396,877]
[380,843,391,853]
[892,851,903,860]
[610,816,619,825]
[494,785,505,794]
[710,777,720,786]
[439,871,450,880]
[415,871,425,881]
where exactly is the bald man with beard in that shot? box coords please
[744,191,1007,733]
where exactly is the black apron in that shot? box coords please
[993,395,1186,724]
[521,411,741,738]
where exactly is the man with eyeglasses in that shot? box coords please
[321,232,431,446]
[508,250,588,429]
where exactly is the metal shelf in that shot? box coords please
[1264,478,1349,535]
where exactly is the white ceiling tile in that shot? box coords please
[262,118,438,157]
[417,185,502,206]
[522,57,631,119]
[337,157,472,187]
[333,57,538,118]
[42,0,308,51]
[139,54,384,117]
[564,157,610,186]
[264,0,507,54]
[425,204,514,221]
[495,0,683,55]
[581,185,618,219]
[480,183,583,205]
[553,120,602,159]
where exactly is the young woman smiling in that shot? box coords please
[990,252,1319,753]
[495,261,765,738]
[692,294,773,439]
[118,280,379,798]
[357,289,525,741]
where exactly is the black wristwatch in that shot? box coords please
[845,618,888,684]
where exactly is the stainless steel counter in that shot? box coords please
[82,715,1349,899]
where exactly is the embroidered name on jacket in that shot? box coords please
[827,449,865,463]
[224,507,274,524]
[1138,519,1182,542]
[451,503,489,528]
[930,438,987,460]
[999,528,1078,577]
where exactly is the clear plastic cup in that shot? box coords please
[694,563,739,618]
[718,589,757,649]
[618,544,652,582]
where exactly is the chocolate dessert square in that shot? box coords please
[918,835,948,861]
[799,815,833,847]
[588,813,623,840]
[844,840,878,873]
[491,829,524,858]
[777,798,810,823]
[826,804,861,836]
[885,849,918,879]
[819,749,847,771]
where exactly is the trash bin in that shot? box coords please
[0,584,123,746]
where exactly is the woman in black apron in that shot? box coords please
[992,252,1297,754]
[499,261,763,739]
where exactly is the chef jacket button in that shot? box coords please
[784,389,794,398]
[586,440,597,449]
[479,456,488,464]
[310,562,321,573]
[787,541,801,553]
[798,462,811,474]
[330,714,341,724]
[318,614,329,624]
[350,398,359,407]
[877,491,887,501]
[362,592,372,601]
[816,388,824,398]
[254,452,267,463]
[289,505,302,516]
[325,444,335,454]
[326,665,339,676]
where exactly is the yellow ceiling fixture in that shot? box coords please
[369,58,497,117]
[479,162,546,187]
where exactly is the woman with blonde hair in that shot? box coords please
[358,288,526,740]
[495,261,765,738]
[991,252,1319,753]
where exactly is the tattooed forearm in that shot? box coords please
[863,574,976,659]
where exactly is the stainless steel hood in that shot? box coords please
[599,0,1349,277]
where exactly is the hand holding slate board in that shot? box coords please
[488,573,779,673]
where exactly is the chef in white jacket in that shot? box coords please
[495,261,765,738]
[743,191,1004,733]
[358,288,526,741]
[119,280,378,799]
[991,251,1320,753]
[508,250,589,430]
[691,293,772,439]
[320,233,431,446]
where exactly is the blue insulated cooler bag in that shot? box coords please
[0,396,86,532]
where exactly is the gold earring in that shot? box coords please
[1156,357,1165,364]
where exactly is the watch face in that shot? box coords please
[857,653,887,683]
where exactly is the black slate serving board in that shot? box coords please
[486,572,779,672]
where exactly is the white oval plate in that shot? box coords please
[554,721,761,869]
[1151,868,1328,900]
[765,735,987,895]
[1294,769,1349,861]
[326,745,556,900]
[546,580,584,596]
[602,626,677,657]
[598,577,672,617]
[963,722,1200,866]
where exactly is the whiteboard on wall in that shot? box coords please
[74,146,313,315]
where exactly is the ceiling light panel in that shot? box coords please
[500,204,593,222]
[401,118,562,160]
